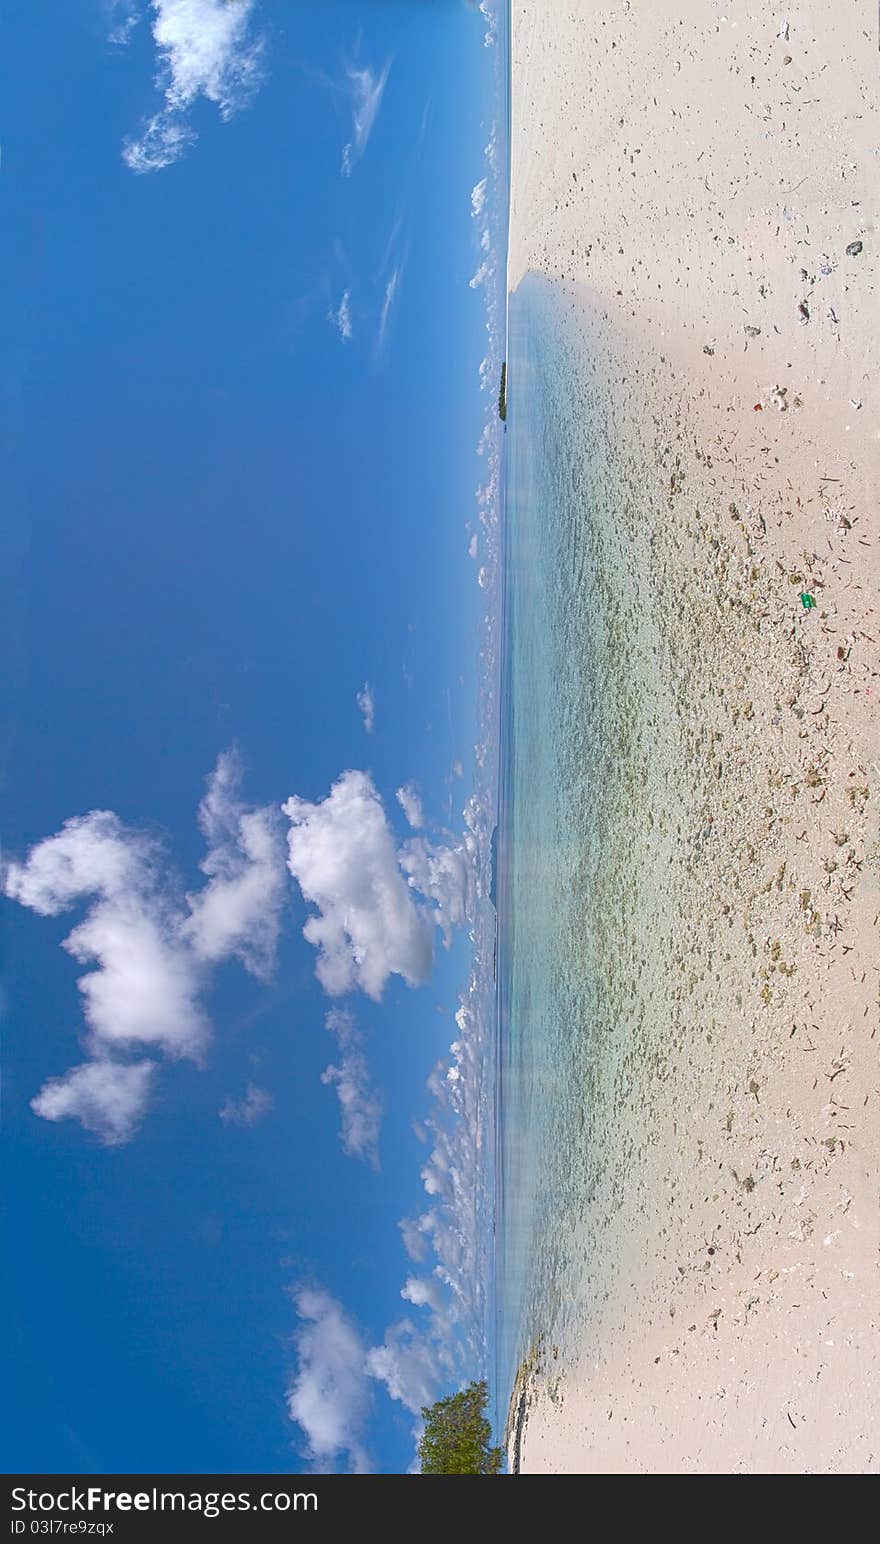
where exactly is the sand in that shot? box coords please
[506,0,879,1474]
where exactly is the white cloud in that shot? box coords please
[341,59,391,176]
[287,1288,372,1473]
[377,267,401,351]
[355,682,375,734]
[388,969,496,1409]
[366,1319,440,1415]
[108,1,140,45]
[395,783,424,830]
[401,1275,446,1314]
[5,752,286,1142]
[219,1082,272,1127]
[399,835,472,945]
[123,0,264,173]
[329,290,353,343]
[31,1059,157,1146]
[470,176,487,218]
[283,770,434,1001]
[479,0,499,47]
[321,1009,381,1168]
[5,810,208,1061]
[184,749,286,978]
[399,1211,435,1262]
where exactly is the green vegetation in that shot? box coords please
[498,360,507,421]
[418,1380,504,1474]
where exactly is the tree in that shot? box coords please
[418,1380,504,1474]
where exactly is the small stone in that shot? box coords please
[703,344,715,355]
[744,325,762,337]
[845,240,863,257]
[798,301,810,322]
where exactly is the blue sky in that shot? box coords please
[1,0,505,1474]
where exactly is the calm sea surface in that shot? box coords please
[492,274,672,1423]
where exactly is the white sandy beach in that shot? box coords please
[507,0,879,1473]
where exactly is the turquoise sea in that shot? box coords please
[491,272,672,1436]
[493,273,606,1417]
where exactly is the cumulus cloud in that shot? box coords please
[5,752,285,1142]
[395,783,424,830]
[366,1318,440,1415]
[283,771,434,1001]
[355,682,375,734]
[414,995,490,1327]
[31,1059,157,1146]
[399,835,472,945]
[185,749,286,978]
[321,1009,381,1168]
[123,0,264,173]
[388,953,496,1416]
[287,1250,473,1471]
[219,1082,272,1127]
[470,176,487,218]
[5,810,208,1061]
[329,289,353,343]
[401,1275,447,1314]
[285,917,495,1455]
[398,1212,435,1263]
[287,1287,372,1473]
[341,59,391,176]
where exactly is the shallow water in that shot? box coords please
[493,274,678,1421]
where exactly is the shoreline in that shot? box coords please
[505,0,879,1473]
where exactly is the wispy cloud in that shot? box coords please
[398,835,472,946]
[366,1318,440,1415]
[376,267,402,353]
[123,0,264,174]
[185,748,285,979]
[287,1287,372,1473]
[321,1009,381,1168]
[340,59,391,177]
[219,1082,272,1127]
[395,783,424,831]
[470,176,487,218]
[399,1212,434,1263]
[4,752,286,1143]
[355,682,375,733]
[108,1,140,46]
[286,1284,443,1474]
[469,259,491,291]
[328,289,353,343]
